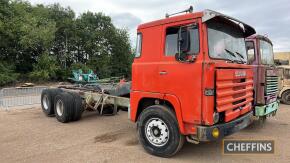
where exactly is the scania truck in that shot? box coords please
[41,7,256,157]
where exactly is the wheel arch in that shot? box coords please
[130,91,185,134]
[280,87,290,97]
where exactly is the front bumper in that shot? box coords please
[255,101,279,117]
[196,112,253,141]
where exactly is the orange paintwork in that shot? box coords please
[216,69,254,122]
[130,11,254,135]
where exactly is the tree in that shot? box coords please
[74,12,116,78]
[0,0,133,85]
[29,53,60,81]
[47,4,76,68]
[0,61,19,86]
[0,1,56,73]
[109,29,133,78]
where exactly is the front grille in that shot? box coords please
[216,69,254,122]
[265,76,278,96]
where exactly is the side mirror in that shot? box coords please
[176,24,199,62]
[179,27,191,53]
[176,27,191,61]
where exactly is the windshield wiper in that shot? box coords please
[235,51,246,64]
[224,49,245,64]
[224,49,241,63]
[224,48,236,58]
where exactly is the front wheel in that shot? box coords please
[137,105,184,157]
[282,90,290,105]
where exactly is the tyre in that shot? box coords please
[282,90,290,105]
[54,92,74,123]
[137,105,184,157]
[120,107,128,112]
[41,89,62,117]
[68,92,84,121]
[97,104,115,115]
[257,116,267,126]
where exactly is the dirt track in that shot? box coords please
[0,105,289,163]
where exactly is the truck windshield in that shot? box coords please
[260,40,274,65]
[207,21,247,63]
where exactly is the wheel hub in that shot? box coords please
[56,100,64,116]
[145,118,169,147]
[42,95,49,110]
[152,127,161,137]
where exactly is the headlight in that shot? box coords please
[213,112,220,124]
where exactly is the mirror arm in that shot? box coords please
[177,28,182,61]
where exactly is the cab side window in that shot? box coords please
[165,28,179,56]
[165,25,199,56]
[246,41,255,64]
[285,69,290,79]
[135,33,142,58]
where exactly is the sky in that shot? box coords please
[28,0,290,52]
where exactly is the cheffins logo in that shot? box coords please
[223,140,275,155]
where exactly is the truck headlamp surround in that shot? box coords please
[213,112,220,124]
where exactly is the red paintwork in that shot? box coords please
[131,11,254,135]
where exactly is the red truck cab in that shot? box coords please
[130,9,256,157]
[246,35,279,121]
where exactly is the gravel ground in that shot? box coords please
[0,104,289,163]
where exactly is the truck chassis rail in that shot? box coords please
[41,86,130,123]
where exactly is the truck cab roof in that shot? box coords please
[247,34,273,45]
[138,9,256,37]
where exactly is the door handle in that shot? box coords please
[159,71,168,75]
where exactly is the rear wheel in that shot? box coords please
[68,92,84,121]
[54,92,74,123]
[137,105,184,157]
[41,89,62,117]
[282,90,290,105]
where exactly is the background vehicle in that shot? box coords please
[277,65,290,104]
[246,35,279,120]
[41,7,256,157]
[68,69,99,84]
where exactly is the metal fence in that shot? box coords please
[0,86,47,110]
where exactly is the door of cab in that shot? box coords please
[158,19,203,124]
[277,67,284,92]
